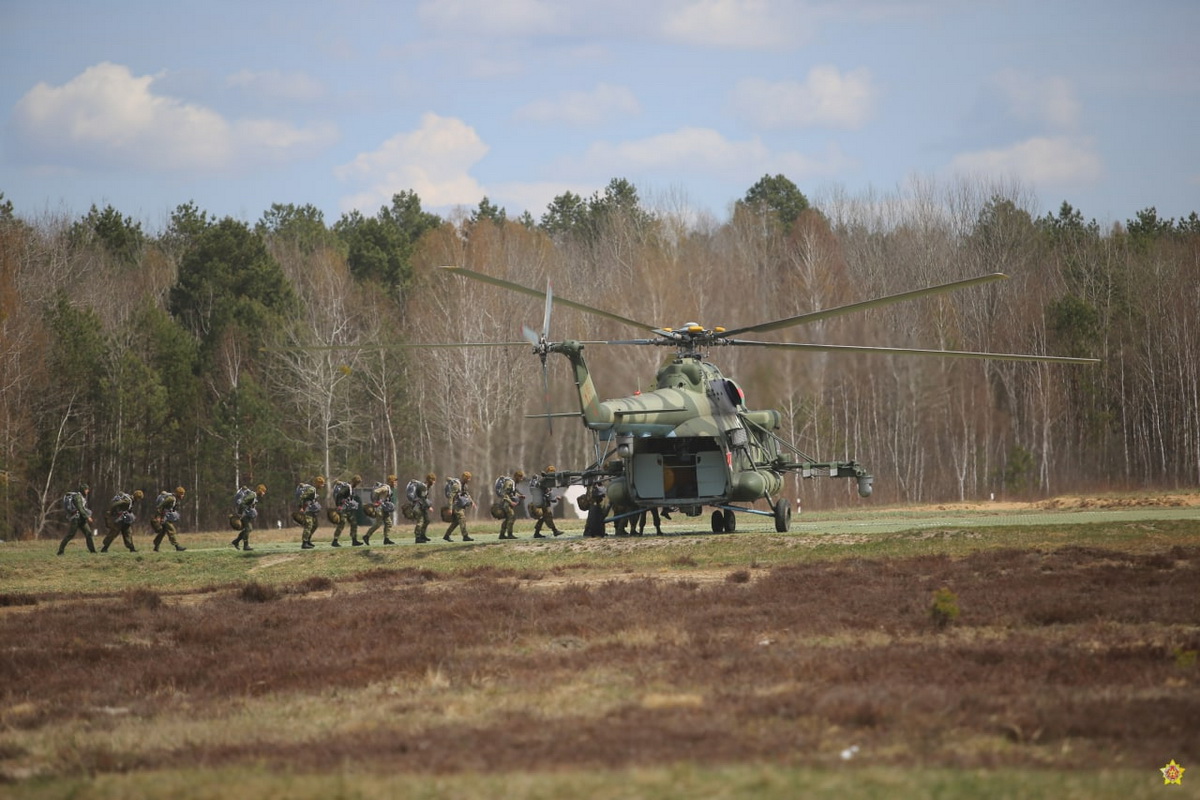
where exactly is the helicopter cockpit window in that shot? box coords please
[723,379,744,407]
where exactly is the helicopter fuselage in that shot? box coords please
[551,340,785,513]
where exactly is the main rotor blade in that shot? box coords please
[262,341,530,352]
[440,266,659,333]
[727,339,1099,364]
[720,273,1010,338]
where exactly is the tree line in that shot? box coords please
[1,176,1197,538]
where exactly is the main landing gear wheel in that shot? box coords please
[722,509,736,532]
[711,509,725,533]
[773,498,791,532]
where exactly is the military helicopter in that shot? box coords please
[439,267,1098,534]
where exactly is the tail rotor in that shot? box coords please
[522,281,555,434]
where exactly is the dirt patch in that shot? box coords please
[904,492,1200,513]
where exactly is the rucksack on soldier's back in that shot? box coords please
[62,491,80,515]
[406,479,423,503]
[444,477,461,499]
[494,476,514,499]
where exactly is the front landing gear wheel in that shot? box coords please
[773,498,791,532]
[711,510,726,533]
[722,509,736,532]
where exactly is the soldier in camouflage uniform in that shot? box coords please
[531,466,562,538]
[583,480,609,538]
[295,476,325,550]
[362,474,397,546]
[411,472,436,544]
[101,489,143,552]
[152,486,187,552]
[330,474,362,547]
[443,471,475,542]
[231,483,266,550]
[57,483,95,555]
[495,469,525,540]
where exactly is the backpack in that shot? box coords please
[62,491,80,515]
[235,487,254,508]
[331,480,351,503]
[444,477,461,499]
[294,483,314,503]
[406,479,423,503]
[156,491,173,507]
[494,476,514,499]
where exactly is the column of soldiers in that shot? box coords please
[57,483,189,555]
[56,463,583,554]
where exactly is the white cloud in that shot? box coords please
[226,69,328,102]
[663,0,813,48]
[9,62,337,172]
[991,69,1081,130]
[514,83,641,126]
[948,136,1103,184]
[732,67,877,130]
[335,113,489,212]
[568,127,854,180]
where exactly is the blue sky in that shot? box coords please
[2,0,1196,230]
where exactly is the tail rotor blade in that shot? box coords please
[541,360,553,436]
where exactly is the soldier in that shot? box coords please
[410,472,436,544]
[294,476,325,550]
[101,488,143,552]
[362,474,397,546]
[57,482,96,555]
[494,469,525,540]
[531,466,562,538]
[231,483,266,550]
[582,480,609,538]
[636,506,664,536]
[152,486,187,552]
[329,474,362,547]
[443,471,475,542]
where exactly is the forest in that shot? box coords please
[0,175,1197,539]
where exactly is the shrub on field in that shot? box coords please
[930,587,960,629]
[239,581,279,603]
[124,588,162,610]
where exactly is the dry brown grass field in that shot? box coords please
[2,492,1199,798]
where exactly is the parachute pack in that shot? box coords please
[444,477,461,499]
[294,483,314,503]
[406,479,423,503]
[331,480,351,504]
[235,487,255,507]
[494,476,514,499]
[62,491,81,515]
